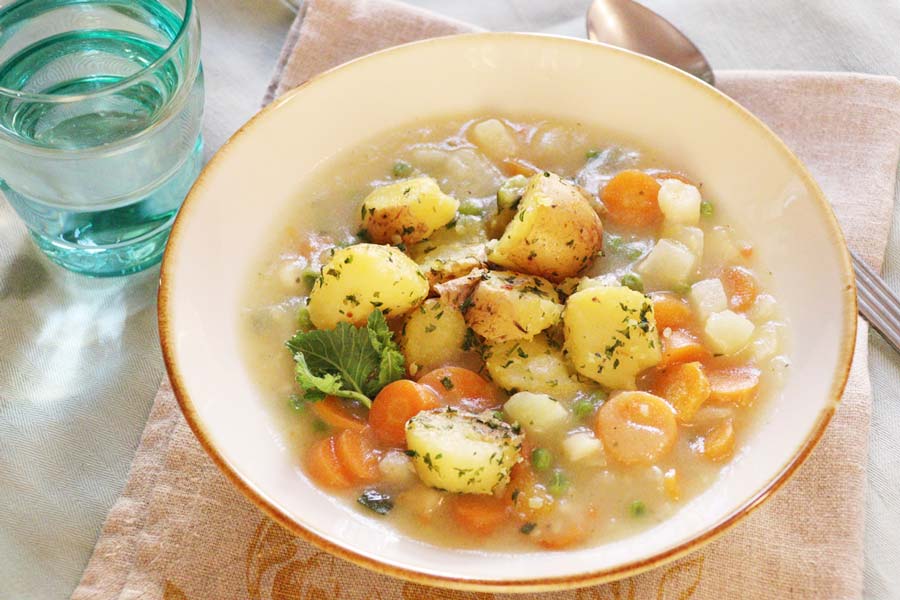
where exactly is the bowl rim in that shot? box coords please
[157,31,857,592]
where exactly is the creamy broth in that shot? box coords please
[239,116,789,551]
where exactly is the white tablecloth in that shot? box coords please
[0,1,897,598]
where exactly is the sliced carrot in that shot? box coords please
[706,366,761,406]
[659,329,712,367]
[721,266,758,312]
[500,157,540,177]
[448,494,510,535]
[600,170,663,228]
[333,428,381,483]
[305,436,353,489]
[699,418,735,461]
[368,380,441,446]
[418,366,503,412]
[652,361,711,422]
[650,292,694,331]
[536,518,589,549]
[310,396,368,432]
[506,460,554,523]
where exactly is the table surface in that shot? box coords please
[1,1,898,598]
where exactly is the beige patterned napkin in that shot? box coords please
[72,0,900,598]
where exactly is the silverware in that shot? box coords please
[586,0,900,351]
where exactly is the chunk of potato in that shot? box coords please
[401,299,469,375]
[361,177,459,245]
[468,118,518,163]
[488,172,603,282]
[405,408,522,494]
[307,244,428,329]
[503,391,570,435]
[485,334,586,397]
[465,270,563,343]
[657,179,702,225]
[564,286,662,389]
[409,240,487,286]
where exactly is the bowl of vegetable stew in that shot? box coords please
[159,33,856,591]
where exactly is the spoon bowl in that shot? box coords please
[586,0,715,85]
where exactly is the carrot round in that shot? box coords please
[448,494,510,535]
[600,170,663,228]
[311,396,368,432]
[418,366,502,412]
[652,361,711,422]
[368,380,441,446]
[334,428,381,482]
[305,436,353,489]
[660,329,712,367]
[706,366,761,406]
[700,418,736,461]
[722,266,758,311]
[650,292,694,331]
[536,518,589,549]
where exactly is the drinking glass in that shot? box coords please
[0,0,204,277]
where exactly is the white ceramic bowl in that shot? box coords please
[159,33,855,592]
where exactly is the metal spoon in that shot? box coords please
[587,0,715,85]
[586,0,900,352]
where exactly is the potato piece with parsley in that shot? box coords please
[308,244,428,330]
[488,172,603,282]
[361,177,459,245]
[401,299,469,375]
[564,286,662,389]
[485,334,587,396]
[405,407,522,494]
[465,271,563,343]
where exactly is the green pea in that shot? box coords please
[620,272,644,292]
[673,282,692,296]
[700,200,714,217]
[458,200,483,216]
[623,244,644,261]
[301,269,320,291]
[296,307,313,330]
[312,418,329,433]
[629,500,647,517]
[497,175,529,210]
[547,469,570,496]
[572,398,594,419]
[605,234,622,251]
[531,448,552,471]
[585,148,601,159]
[392,160,413,178]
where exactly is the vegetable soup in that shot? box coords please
[240,117,790,550]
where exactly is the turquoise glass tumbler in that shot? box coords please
[0,0,204,276]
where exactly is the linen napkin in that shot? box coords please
[72,0,900,598]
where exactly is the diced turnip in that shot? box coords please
[704,310,755,355]
[658,179,702,225]
[637,239,697,288]
[748,293,778,323]
[562,432,606,465]
[660,223,704,257]
[689,278,728,321]
[749,321,784,362]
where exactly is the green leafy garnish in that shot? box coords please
[286,310,404,408]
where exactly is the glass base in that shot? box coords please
[4,136,203,278]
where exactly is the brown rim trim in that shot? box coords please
[158,32,858,592]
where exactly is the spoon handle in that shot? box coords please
[852,250,900,352]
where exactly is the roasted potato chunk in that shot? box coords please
[361,177,459,245]
[307,244,428,329]
[401,299,470,375]
[409,240,487,286]
[485,334,587,397]
[405,407,522,494]
[465,271,563,343]
[564,286,662,389]
[488,172,603,282]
